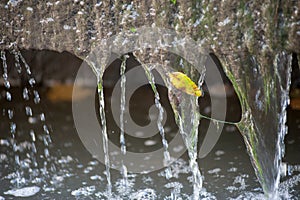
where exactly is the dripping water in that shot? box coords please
[16,49,53,174]
[1,50,23,186]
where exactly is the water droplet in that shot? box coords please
[15,155,20,165]
[7,109,14,119]
[10,122,16,134]
[6,91,12,101]
[28,78,36,87]
[4,80,10,89]
[25,106,32,116]
[33,90,40,104]
[58,155,73,164]
[50,163,57,172]
[31,142,37,154]
[88,160,99,166]
[43,136,49,146]
[44,148,50,158]
[23,88,29,100]
[40,113,46,121]
[84,166,94,174]
[43,125,50,135]
[30,130,36,142]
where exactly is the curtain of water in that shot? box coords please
[222,51,292,198]
[119,55,128,186]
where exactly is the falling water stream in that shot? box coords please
[96,77,112,197]
[119,55,129,186]
[143,66,173,180]
[168,87,203,200]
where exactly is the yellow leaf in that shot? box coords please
[168,72,202,97]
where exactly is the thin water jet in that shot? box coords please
[143,66,173,179]
[119,55,128,186]
[96,77,112,196]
